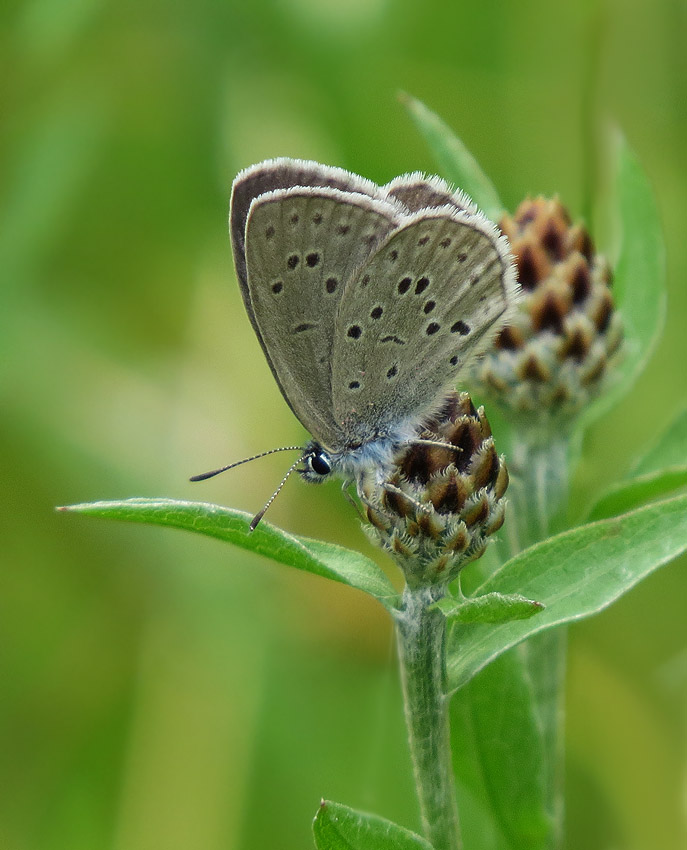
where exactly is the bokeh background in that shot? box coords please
[2,0,686,848]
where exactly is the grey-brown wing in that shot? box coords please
[384,172,475,213]
[330,207,518,446]
[243,186,403,446]
[231,158,393,306]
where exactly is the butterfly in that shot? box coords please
[193,158,519,528]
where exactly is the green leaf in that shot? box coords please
[59,498,398,608]
[399,92,503,221]
[587,467,687,522]
[452,647,556,850]
[446,494,687,692]
[587,406,687,520]
[435,592,544,624]
[312,800,434,850]
[632,405,687,477]
[574,133,665,434]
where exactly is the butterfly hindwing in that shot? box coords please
[384,173,474,214]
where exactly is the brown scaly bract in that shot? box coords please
[470,197,623,418]
[363,393,508,588]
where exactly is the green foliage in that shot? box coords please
[451,649,556,850]
[313,801,434,850]
[55,93,681,850]
[632,405,687,475]
[435,592,544,624]
[587,468,687,521]
[445,494,687,692]
[400,93,504,222]
[59,498,398,607]
[573,132,666,435]
[588,405,687,520]
[4,0,685,846]
[405,101,676,850]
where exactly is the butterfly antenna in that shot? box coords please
[190,446,303,482]
[249,453,311,532]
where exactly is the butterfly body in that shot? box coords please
[229,158,519,509]
[299,415,423,486]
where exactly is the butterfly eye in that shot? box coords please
[308,450,332,476]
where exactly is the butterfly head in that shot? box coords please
[300,442,335,483]
[300,420,419,485]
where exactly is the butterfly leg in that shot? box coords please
[381,482,431,514]
[341,478,366,521]
[355,474,431,519]
[406,438,464,454]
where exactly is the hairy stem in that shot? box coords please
[503,429,571,849]
[509,432,570,549]
[395,585,461,850]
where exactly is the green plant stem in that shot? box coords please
[499,427,571,849]
[499,428,570,559]
[395,585,461,850]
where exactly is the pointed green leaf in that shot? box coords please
[575,134,665,433]
[587,406,687,520]
[400,92,503,221]
[446,494,687,692]
[313,800,434,850]
[436,592,544,624]
[632,405,687,477]
[587,467,687,521]
[59,498,398,607]
[452,647,557,850]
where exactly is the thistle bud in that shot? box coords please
[363,393,508,588]
[470,197,623,419]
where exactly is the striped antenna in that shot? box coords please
[189,446,303,482]
[249,452,311,531]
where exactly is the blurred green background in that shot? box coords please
[2,0,686,848]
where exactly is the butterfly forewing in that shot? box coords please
[243,187,402,447]
[330,208,517,445]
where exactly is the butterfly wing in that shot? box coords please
[384,172,474,213]
[330,206,518,445]
[231,158,391,308]
[241,185,403,446]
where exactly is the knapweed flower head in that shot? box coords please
[363,392,508,588]
[470,197,623,420]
